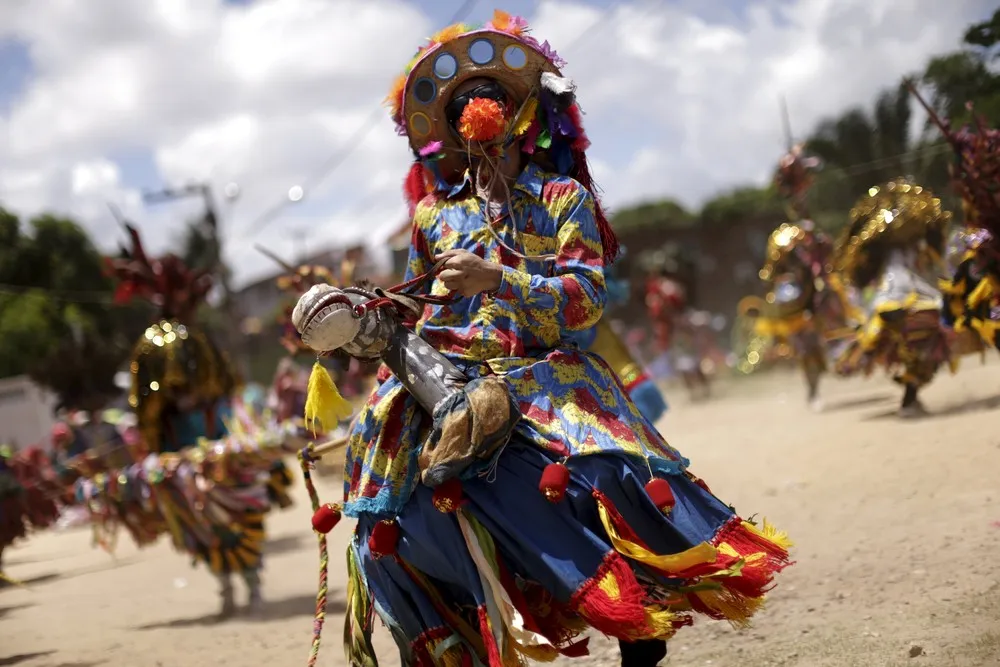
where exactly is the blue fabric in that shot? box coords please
[356,441,734,644]
[161,398,232,453]
[629,378,669,423]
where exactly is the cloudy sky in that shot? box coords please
[0,0,993,286]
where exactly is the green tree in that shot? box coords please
[0,209,149,411]
[610,199,694,232]
[922,8,1000,127]
[698,185,785,226]
[804,82,954,213]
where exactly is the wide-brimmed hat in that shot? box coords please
[388,10,618,263]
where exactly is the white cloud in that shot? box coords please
[0,0,993,285]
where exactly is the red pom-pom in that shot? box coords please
[458,98,507,142]
[311,503,342,534]
[539,462,570,503]
[368,519,400,559]
[645,478,676,514]
[432,478,464,513]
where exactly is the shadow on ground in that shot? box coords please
[861,393,1000,422]
[264,534,308,556]
[822,392,892,413]
[0,652,54,666]
[0,604,34,620]
[6,556,143,589]
[132,591,345,630]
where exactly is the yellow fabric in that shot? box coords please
[596,496,718,574]
[753,312,810,338]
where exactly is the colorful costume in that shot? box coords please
[907,85,1000,354]
[72,224,296,616]
[832,179,954,416]
[736,146,860,405]
[0,444,62,582]
[295,12,790,667]
[573,255,668,425]
[645,269,713,401]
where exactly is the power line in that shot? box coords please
[242,0,636,248]
[243,0,482,238]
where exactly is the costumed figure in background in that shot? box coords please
[72,224,297,616]
[294,12,790,667]
[580,253,668,424]
[832,179,954,417]
[736,145,860,408]
[0,444,62,583]
[645,258,712,401]
[907,84,1000,355]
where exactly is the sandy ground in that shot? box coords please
[2,357,1000,667]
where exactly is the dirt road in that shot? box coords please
[2,359,999,667]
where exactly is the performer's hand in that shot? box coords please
[435,249,503,297]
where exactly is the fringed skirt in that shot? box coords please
[267,460,295,509]
[0,451,62,553]
[836,308,953,387]
[346,444,791,667]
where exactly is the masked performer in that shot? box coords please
[742,146,860,407]
[907,85,1000,354]
[294,12,790,667]
[101,225,294,616]
[832,179,954,417]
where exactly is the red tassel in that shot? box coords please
[565,104,591,151]
[368,519,400,559]
[432,478,464,513]
[645,478,676,514]
[403,161,429,216]
[570,148,618,265]
[477,606,503,667]
[539,462,570,502]
[570,552,647,636]
[311,503,342,534]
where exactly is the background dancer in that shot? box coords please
[645,261,712,401]
[741,145,860,408]
[106,224,291,616]
[832,179,953,417]
[907,83,1000,355]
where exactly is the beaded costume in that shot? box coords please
[71,225,297,616]
[294,12,790,667]
[736,146,860,406]
[908,84,1000,354]
[832,179,955,416]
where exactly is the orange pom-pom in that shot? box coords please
[540,462,570,503]
[458,98,507,143]
[432,478,465,513]
[645,478,676,514]
[311,503,342,534]
[368,519,400,559]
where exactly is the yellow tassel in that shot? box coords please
[305,360,353,435]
